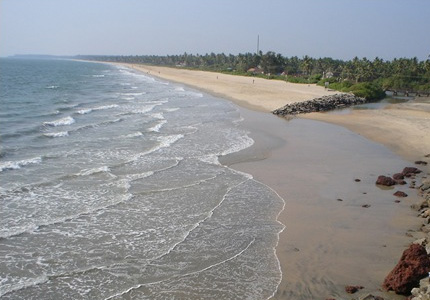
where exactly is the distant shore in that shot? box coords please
[125,63,429,163]
[119,63,429,299]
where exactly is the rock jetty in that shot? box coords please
[272,93,367,115]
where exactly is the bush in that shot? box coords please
[348,82,385,100]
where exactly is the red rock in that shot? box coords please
[395,180,407,185]
[393,191,408,197]
[383,244,430,295]
[345,285,364,294]
[402,167,422,176]
[415,160,428,165]
[393,173,405,180]
[376,175,396,186]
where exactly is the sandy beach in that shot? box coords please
[125,64,430,299]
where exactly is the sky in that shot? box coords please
[1,0,429,61]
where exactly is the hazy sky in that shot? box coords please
[1,0,429,60]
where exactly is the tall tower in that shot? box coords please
[257,35,260,54]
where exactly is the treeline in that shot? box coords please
[78,52,430,100]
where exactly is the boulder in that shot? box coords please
[393,173,405,180]
[393,191,408,197]
[402,167,422,176]
[383,244,430,295]
[376,175,396,186]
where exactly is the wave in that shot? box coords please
[43,116,75,127]
[0,156,42,172]
[121,92,146,96]
[124,131,143,138]
[0,275,49,298]
[43,131,69,138]
[221,134,254,156]
[76,166,113,177]
[0,189,133,240]
[157,134,184,150]
[148,120,167,132]
[77,104,119,115]
[45,85,59,89]
[92,74,105,78]
[164,107,180,113]
[150,112,164,120]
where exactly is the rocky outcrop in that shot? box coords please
[272,94,368,116]
[383,244,430,295]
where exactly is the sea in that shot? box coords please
[0,58,285,299]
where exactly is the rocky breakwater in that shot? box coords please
[272,93,367,116]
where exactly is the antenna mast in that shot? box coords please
[257,35,260,54]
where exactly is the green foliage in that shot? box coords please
[78,52,430,96]
[347,82,386,100]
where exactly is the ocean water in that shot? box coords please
[0,59,285,299]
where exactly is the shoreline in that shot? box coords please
[118,63,429,298]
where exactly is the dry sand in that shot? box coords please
[123,64,430,299]
[127,64,339,112]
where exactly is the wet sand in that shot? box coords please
[120,64,429,299]
[225,107,424,299]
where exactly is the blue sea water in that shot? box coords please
[0,59,284,299]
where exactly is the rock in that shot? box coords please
[420,183,430,192]
[393,173,405,180]
[362,204,371,208]
[415,160,428,165]
[403,167,422,176]
[383,244,430,295]
[394,191,408,197]
[376,175,396,186]
[355,178,361,182]
[396,180,407,185]
[345,285,364,294]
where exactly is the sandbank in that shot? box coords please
[122,64,429,299]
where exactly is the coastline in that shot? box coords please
[120,63,429,298]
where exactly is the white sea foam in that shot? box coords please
[132,104,161,114]
[150,112,164,120]
[0,275,49,298]
[77,108,93,114]
[45,85,59,89]
[125,132,143,138]
[174,87,185,92]
[77,104,119,115]
[92,74,105,78]
[43,131,69,138]
[43,116,75,127]
[164,107,180,112]
[76,166,113,177]
[157,134,184,149]
[221,133,254,156]
[121,92,146,96]
[148,120,167,132]
[0,157,42,172]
